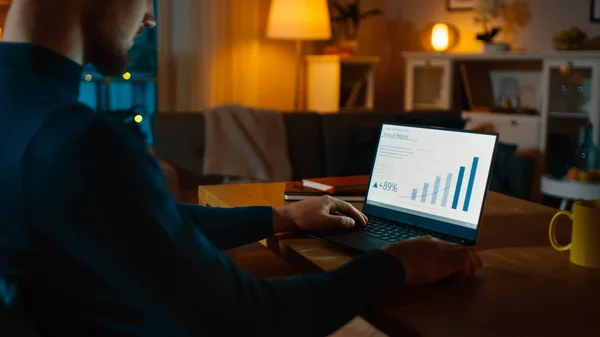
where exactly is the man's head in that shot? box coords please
[83,0,156,75]
[4,0,156,75]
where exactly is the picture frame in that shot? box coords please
[446,0,476,11]
[489,70,542,112]
[592,0,600,22]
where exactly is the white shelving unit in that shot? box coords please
[461,111,541,150]
[403,51,600,159]
[305,55,379,113]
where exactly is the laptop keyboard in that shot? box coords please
[362,216,462,243]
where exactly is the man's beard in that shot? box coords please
[84,28,131,76]
[92,47,131,76]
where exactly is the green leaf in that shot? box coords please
[332,1,348,16]
[347,3,360,26]
[360,8,383,19]
[489,27,501,39]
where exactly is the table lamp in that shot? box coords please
[267,0,332,111]
[431,23,450,52]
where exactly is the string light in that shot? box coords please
[84,74,93,81]
[134,115,143,123]
[123,72,131,80]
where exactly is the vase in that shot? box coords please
[482,42,510,53]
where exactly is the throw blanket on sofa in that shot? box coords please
[203,104,293,182]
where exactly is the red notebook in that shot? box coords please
[301,175,370,193]
[284,181,365,202]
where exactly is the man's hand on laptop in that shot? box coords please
[273,196,367,233]
[383,236,483,285]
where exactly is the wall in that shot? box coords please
[158,0,310,112]
[355,0,600,110]
[257,0,316,111]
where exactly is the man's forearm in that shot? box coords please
[177,203,277,249]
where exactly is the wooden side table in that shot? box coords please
[305,55,380,113]
[540,175,600,209]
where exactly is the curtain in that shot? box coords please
[158,0,262,112]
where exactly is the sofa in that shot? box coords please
[152,110,468,191]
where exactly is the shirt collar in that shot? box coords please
[0,42,83,97]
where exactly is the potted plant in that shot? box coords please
[474,0,509,52]
[330,0,383,54]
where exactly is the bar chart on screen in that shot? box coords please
[408,156,479,212]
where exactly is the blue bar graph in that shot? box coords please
[452,166,466,210]
[409,156,479,211]
[463,157,480,212]
[421,183,429,202]
[431,176,441,205]
[441,173,452,207]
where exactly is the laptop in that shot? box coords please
[310,123,499,251]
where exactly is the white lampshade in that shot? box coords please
[267,0,332,40]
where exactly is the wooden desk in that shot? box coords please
[198,183,600,337]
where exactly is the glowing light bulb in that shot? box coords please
[84,74,93,81]
[134,115,143,123]
[431,23,450,52]
[123,72,131,80]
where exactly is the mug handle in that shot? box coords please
[549,211,573,251]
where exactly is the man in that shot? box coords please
[0,0,482,336]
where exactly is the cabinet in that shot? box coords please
[306,55,379,113]
[403,52,600,174]
[462,112,541,150]
[540,59,600,150]
[405,58,452,110]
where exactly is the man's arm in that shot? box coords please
[24,114,405,337]
[175,203,275,249]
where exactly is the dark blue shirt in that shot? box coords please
[0,43,405,336]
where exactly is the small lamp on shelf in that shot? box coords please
[431,23,450,52]
[267,0,332,111]
[424,22,458,52]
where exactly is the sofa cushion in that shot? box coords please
[396,110,466,129]
[283,113,325,180]
[153,112,206,178]
[321,113,398,177]
[489,143,535,199]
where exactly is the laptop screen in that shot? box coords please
[363,123,499,241]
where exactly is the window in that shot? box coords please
[79,23,158,145]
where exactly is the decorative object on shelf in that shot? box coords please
[552,26,587,50]
[427,22,459,52]
[489,70,541,113]
[592,0,600,22]
[572,120,600,172]
[446,0,476,11]
[474,0,510,52]
[566,167,600,183]
[329,0,383,55]
[267,0,332,111]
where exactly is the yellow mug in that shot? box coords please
[549,200,600,268]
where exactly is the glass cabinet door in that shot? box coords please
[541,58,600,158]
[544,59,600,118]
[405,59,452,110]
